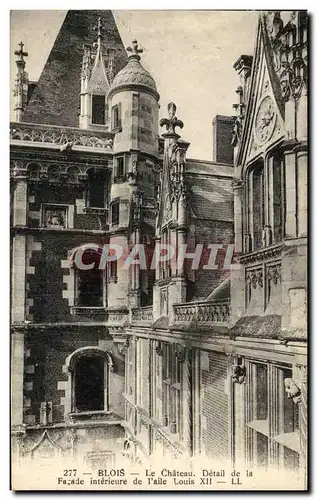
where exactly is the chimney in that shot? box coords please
[212,115,235,164]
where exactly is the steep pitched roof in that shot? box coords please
[186,160,234,221]
[22,10,127,127]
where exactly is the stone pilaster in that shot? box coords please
[233,179,243,253]
[296,147,307,238]
[284,149,297,238]
[181,347,192,455]
[11,329,25,427]
[299,364,307,488]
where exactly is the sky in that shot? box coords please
[10,10,258,160]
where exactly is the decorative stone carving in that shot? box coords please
[239,242,284,264]
[43,206,67,229]
[254,96,276,145]
[284,378,302,404]
[132,306,153,323]
[246,268,264,289]
[173,300,230,323]
[162,192,172,224]
[127,39,143,57]
[132,190,142,226]
[231,358,246,384]
[263,11,308,102]
[155,340,163,356]
[160,102,184,135]
[117,339,130,355]
[10,123,114,149]
[267,262,282,284]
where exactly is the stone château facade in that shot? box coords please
[10,10,307,489]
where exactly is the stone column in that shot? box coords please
[182,347,192,455]
[129,226,140,308]
[297,88,308,143]
[233,179,243,254]
[13,42,28,122]
[299,365,307,489]
[11,329,25,427]
[296,147,307,238]
[284,149,297,238]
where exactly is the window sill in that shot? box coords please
[272,432,300,453]
[246,419,269,436]
[111,126,122,134]
[84,207,109,215]
[68,410,114,423]
[71,307,106,318]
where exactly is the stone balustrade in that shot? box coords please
[10,121,114,150]
[131,306,153,323]
[173,300,230,324]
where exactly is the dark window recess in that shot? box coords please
[88,169,107,208]
[74,356,104,412]
[273,155,285,242]
[76,249,103,307]
[111,202,119,225]
[109,260,117,280]
[250,161,264,251]
[112,104,121,129]
[115,157,124,178]
[27,82,37,104]
[92,95,106,125]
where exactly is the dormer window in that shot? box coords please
[92,95,106,125]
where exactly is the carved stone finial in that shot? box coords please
[14,41,28,63]
[284,378,302,404]
[127,39,143,59]
[160,102,184,135]
[93,16,103,40]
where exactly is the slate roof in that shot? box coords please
[186,160,234,221]
[22,10,127,127]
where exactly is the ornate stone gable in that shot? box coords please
[88,55,110,94]
[237,22,286,168]
[246,62,285,162]
[87,17,111,94]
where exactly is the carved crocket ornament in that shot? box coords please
[284,378,302,404]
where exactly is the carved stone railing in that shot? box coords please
[173,300,231,324]
[131,306,153,323]
[10,121,114,150]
